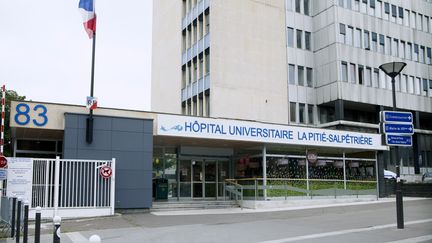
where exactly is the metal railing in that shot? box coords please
[226,178,377,201]
[224,179,244,208]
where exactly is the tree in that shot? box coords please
[3,89,26,156]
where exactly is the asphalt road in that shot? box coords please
[4,198,432,243]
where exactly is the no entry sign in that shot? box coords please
[0,156,7,168]
[99,165,112,179]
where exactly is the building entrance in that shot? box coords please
[179,159,229,199]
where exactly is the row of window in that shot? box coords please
[287,28,312,51]
[182,51,210,87]
[339,23,432,65]
[340,61,432,97]
[339,0,432,34]
[286,0,311,16]
[288,64,313,87]
[182,12,210,52]
[290,102,314,124]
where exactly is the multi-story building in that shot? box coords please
[152,0,432,174]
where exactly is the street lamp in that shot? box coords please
[379,61,407,229]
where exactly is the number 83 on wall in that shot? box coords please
[14,103,48,127]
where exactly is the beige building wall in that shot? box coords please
[210,0,289,124]
[151,0,182,114]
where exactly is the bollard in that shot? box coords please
[53,216,61,243]
[35,207,41,243]
[89,235,101,243]
[23,201,29,243]
[11,197,16,238]
[16,198,22,243]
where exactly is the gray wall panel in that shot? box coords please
[63,114,153,209]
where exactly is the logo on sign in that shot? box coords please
[99,165,112,179]
[86,96,98,110]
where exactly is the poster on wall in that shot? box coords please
[6,158,33,204]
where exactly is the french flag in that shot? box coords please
[79,0,96,38]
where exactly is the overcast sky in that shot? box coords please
[0,1,152,111]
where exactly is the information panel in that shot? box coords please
[6,158,33,203]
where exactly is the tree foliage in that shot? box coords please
[4,90,26,156]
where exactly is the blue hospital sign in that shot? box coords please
[157,114,387,150]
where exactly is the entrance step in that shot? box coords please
[151,200,239,212]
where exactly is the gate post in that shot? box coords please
[54,156,60,215]
[110,158,116,215]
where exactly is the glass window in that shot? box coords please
[298,66,305,86]
[423,79,428,96]
[354,28,362,48]
[366,67,372,86]
[398,7,403,18]
[347,26,353,46]
[404,10,410,26]
[411,12,416,28]
[364,30,370,50]
[339,24,346,43]
[347,0,352,9]
[380,70,386,89]
[308,105,314,124]
[373,68,379,88]
[289,64,295,84]
[376,1,382,18]
[350,63,356,83]
[295,0,301,13]
[287,27,294,47]
[341,62,348,82]
[427,47,431,64]
[286,0,293,11]
[400,41,405,59]
[305,31,311,50]
[290,102,296,122]
[299,103,306,124]
[391,4,397,17]
[416,77,421,95]
[371,32,377,51]
[407,42,412,60]
[386,36,391,55]
[425,16,430,33]
[420,46,425,63]
[339,0,345,7]
[354,0,360,11]
[306,67,313,87]
[358,65,364,85]
[408,76,414,94]
[392,39,398,57]
[402,74,408,93]
[414,44,419,61]
[304,0,310,16]
[379,34,384,53]
[296,29,302,48]
[384,2,389,14]
[370,0,375,8]
[418,14,423,31]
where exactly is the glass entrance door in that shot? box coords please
[192,161,203,198]
[205,161,217,198]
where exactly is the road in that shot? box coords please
[4,198,432,243]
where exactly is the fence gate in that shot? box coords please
[30,157,115,219]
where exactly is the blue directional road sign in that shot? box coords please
[381,111,413,123]
[386,135,412,146]
[384,123,414,135]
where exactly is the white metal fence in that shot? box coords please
[31,157,115,219]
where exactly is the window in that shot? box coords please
[380,70,386,89]
[287,27,294,47]
[341,62,348,82]
[350,63,356,83]
[354,28,362,48]
[364,30,370,50]
[398,7,403,19]
[360,0,367,13]
[371,32,377,51]
[347,26,353,46]
[430,80,432,97]
[425,15,430,33]
[370,0,375,8]
[386,36,391,55]
[306,68,313,87]
[427,47,431,64]
[339,24,346,43]
[407,42,412,60]
[423,79,428,96]
[339,0,344,7]
[400,41,405,59]
[295,0,301,13]
[391,5,397,22]
[411,12,416,28]
[392,39,398,57]
[296,30,302,48]
[420,46,425,63]
[286,0,293,11]
[304,0,310,16]
[414,44,419,61]
[308,105,314,124]
[299,103,306,124]
[305,31,311,50]
[290,102,296,122]
[404,9,410,26]
[416,77,421,95]
[373,68,379,88]
[366,67,372,86]
[402,74,408,93]
[384,2,389,14]
[376,1,382,18]
[289,64,295,84]
[347,0,352,9]
[379,34,384,53]
[418,14,423,31]
[298,66,305,86]
[408,76,414,94]
[354,0,360,11]
[358,65,364,85]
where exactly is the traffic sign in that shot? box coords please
[381,111,413,123]
[386,134,412,146]
[0,156,7,168]
[99,165,112,179]
[383,123,414,135]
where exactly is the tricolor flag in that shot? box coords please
[79,0,96,38]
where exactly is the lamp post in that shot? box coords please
[379,61,407,229]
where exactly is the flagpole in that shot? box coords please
[86,30,96,143]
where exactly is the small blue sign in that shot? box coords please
[384,123,414,135]
[381,111,413,123]
[386,135,412,146]
[0,169,7,180]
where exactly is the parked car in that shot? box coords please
[422,172,432,183]
[384,170,397,179]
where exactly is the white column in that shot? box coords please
[262,145,267,200]
[110,158,116,215]
[54,156,60,216]
[343,151,347,190]
[305,150,309,194]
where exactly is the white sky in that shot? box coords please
[0,1,153,111]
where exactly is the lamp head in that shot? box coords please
[379,62,407,79]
